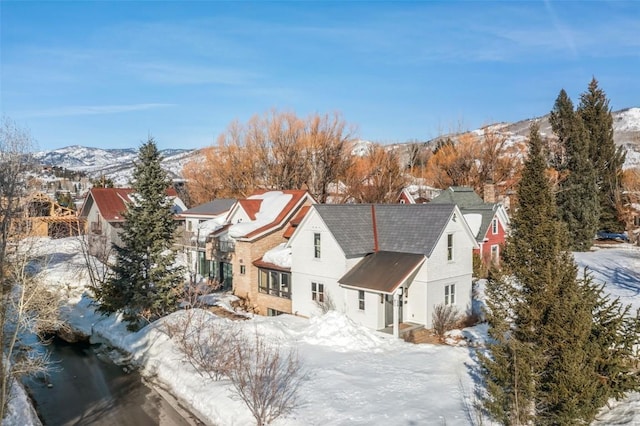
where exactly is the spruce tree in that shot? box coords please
[578,78,626,232]
[97,137,184,330]
[550,89,600,251]
[479,123,640,424]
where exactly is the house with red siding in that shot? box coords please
[79,187,186,251]
[429,186,509,265]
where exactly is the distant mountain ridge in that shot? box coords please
[33,145,197,186]
[34,108,640,185]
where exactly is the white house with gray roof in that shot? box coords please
[287,203,478,337]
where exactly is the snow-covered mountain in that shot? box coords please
[33,145,198,186]
[495,107,640,168]
[33,108,640,185]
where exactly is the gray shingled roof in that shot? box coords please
[463,204,498,241]
[429,187,499,241]
[182,198,237,216]
[429,186,484,208]
[314,203,456,258]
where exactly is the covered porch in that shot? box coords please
[338,250,426,338]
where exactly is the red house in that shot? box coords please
[429,186,509,265]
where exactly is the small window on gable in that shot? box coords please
[492,218,498,235]
[240,265,246,275]
[313,233,321,259]
[447,233,454,261]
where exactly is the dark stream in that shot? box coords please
[25,338,202,426]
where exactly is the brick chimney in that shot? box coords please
[484,182,496,203]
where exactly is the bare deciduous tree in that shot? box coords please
[163,310,238,381]
[344,144,407,203]
[228,332,305,426]
[182,110,356,203]
[1,118,64,420]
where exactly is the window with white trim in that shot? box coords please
[311,282,324,303]
[358,290,365,310]
[445,284,455,305]
[491,244,499,264]
[447,233,454,261]
[313,233,321,258]
[258,268,291,299]
[492,218,498,235]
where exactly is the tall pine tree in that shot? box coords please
[96,137,184,330]
[578,78,626,232]
[479,123,640,425]
[550,89,600,251]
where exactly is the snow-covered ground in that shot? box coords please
[7,238,640,425]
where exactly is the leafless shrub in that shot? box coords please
[315,291,336,314]
[76,232,114,299]
[162,310,237,381]
[432,304,460,337]
[227,332,305,426]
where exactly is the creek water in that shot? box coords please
[24,337,202,426]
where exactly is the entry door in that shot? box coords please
[385,293,403,326]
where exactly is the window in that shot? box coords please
[313,233,321,258]
[267,308,285,317]
[311,282,324,302]
[447,233,454,261]
[445,284,455,305]
[492,218,498,235]
[491,245,499,264]
[358,290,365,310]
[240,265,246,275]
[187,221,193,232]
[258,269,291,299]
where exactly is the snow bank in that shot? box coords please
[3,379,42,426]
[300,311,394,352]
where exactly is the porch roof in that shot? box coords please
[338,251,425,294]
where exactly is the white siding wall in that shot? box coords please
[405,272,428,325]
[422,216,475,328]
[342,288,383,329]
[291,209,476,332]
[290,211,351,317]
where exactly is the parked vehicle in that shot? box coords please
[596,231,629,242]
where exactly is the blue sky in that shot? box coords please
[1,1,639,151]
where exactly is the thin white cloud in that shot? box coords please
[544,0,579,58]
[20,103,174,118]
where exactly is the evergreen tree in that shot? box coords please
[479,123,640,425]
[578,78,626,232]
[550,89,600,251]
[96,138,184,330]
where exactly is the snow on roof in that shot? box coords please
[194,216,227,243]
[463,213,483,238]
[262,243,291,268]
[228,191,293,238]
